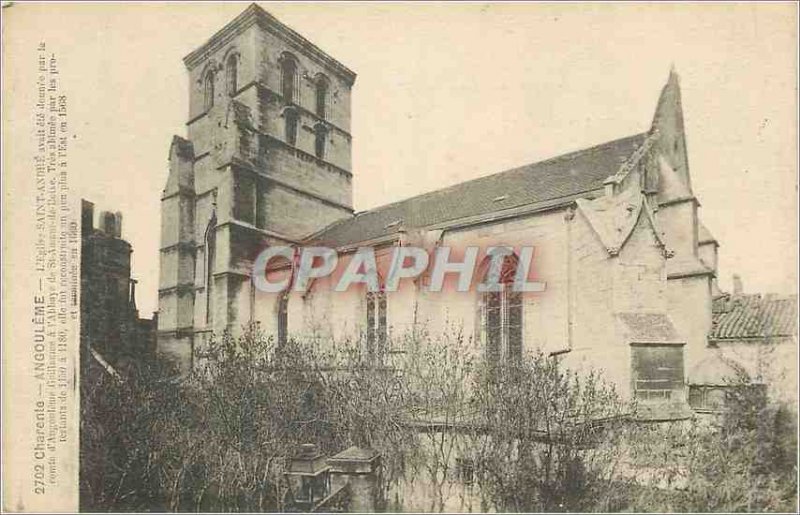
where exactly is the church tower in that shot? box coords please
[158,4,356,371]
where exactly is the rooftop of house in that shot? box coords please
[710,293,798,341]
[307,132,648,248]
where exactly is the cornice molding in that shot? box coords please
[183,4,356,86]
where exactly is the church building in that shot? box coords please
[158,4,731,416]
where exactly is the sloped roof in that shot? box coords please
[328,446,379,462]
[308,133,648,248]
[710,294,797,340]
[687,353,749,385]
[617,313,684,344]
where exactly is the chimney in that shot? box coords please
[113,211,123,238]
[732,274,743,295]
[81,200,95,235]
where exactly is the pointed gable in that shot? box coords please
[576,186,671,258]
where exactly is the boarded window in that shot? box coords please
[631,346,684,401]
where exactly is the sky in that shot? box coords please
[5,2,798,315]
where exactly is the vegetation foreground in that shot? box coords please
[81,326,797,512]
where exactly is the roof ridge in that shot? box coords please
[349,132,647,218]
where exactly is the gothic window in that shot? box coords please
[226,53,238,96]
[366,290,387,358]
[284,109,298,146]
[631,345,684,401]
[204,70,215,111]
[479,254,523,364]
[277,291,289,347]
[314,124,327,159]
[280,53,297,103]
[315,75,329,118]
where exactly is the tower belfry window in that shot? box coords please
[281,54,297,103]
[315,75,329,118]
[226,54,238,96]
[284,109,298,146]
[314,124,327,159]
[204,70,215,110]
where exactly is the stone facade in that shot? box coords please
[157,5,793,416]
[158,4,355,369]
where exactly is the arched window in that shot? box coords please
[479,253,523,363]
[277,291,289,346]
[314,124,327,159]
[204,70,215,111]
[226,53,238,96]
[366,289,387,358]
[280,54,297,103]
[284,108,298,146]
[315,75,329,118]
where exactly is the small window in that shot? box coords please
[204,70,215,110]
[281,54,297,103]
[226,54,238,96]
[314,124,326,159]
[456,458,475,486]
[315,75,329,118]
[688,385,726,412]
[631,345,684,401]
[366,290,387,358]
[284,109,298,146]
[277,292,289,347]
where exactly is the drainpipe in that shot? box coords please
[563,206,577,354]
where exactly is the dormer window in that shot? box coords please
[226,53,238,96]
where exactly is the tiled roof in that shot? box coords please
[308,133,648,248]
[710,294,797,340]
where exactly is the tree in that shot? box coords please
[468,352,630,512]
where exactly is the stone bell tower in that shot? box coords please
[158,4,356,371]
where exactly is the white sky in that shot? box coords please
[5,2,797,315]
